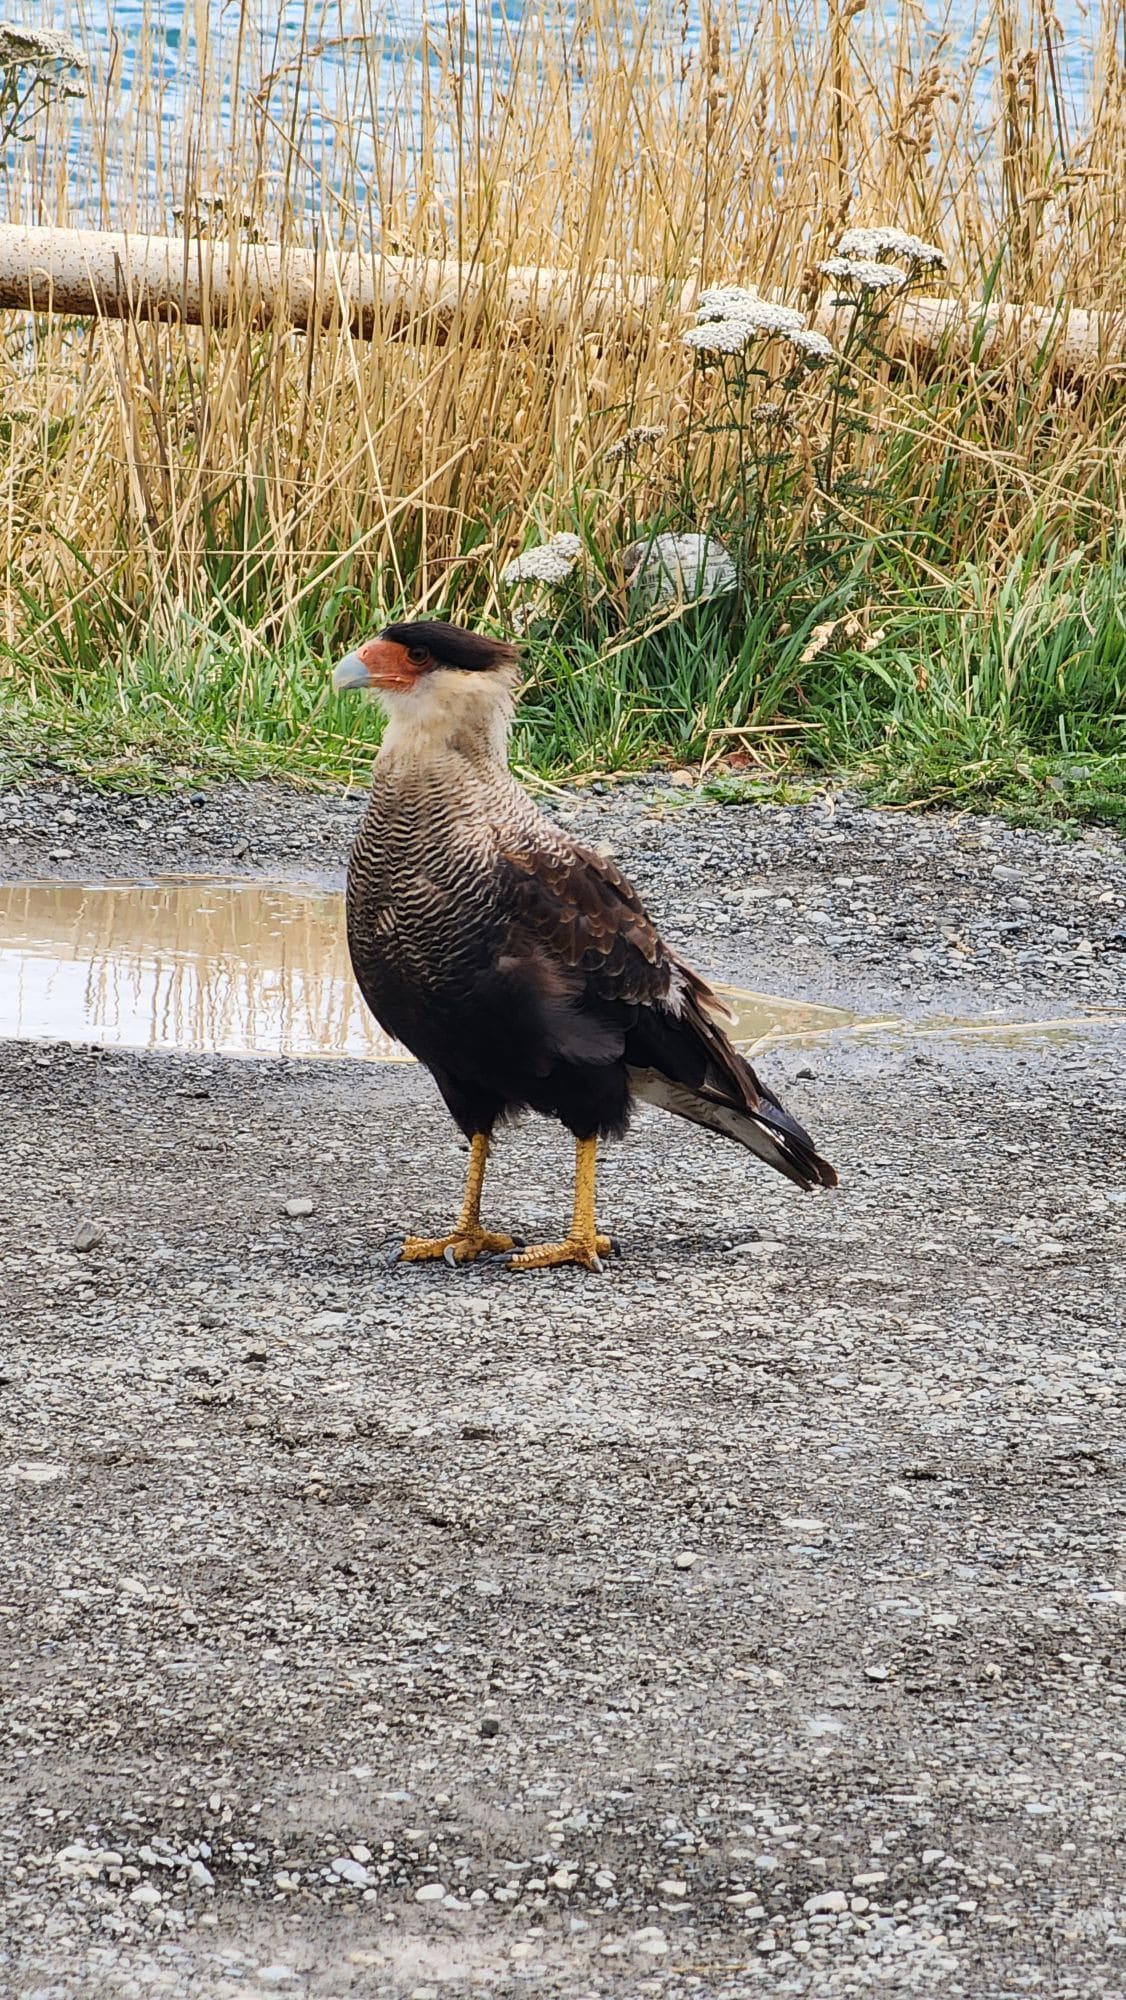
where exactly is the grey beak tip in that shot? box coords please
[332,651,370,691]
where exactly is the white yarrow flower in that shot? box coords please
[686,287,808,358]
[783,327,836,366]
[623,532,737,607]
[604,425,664,462]
[836,225,946,271]
[500,532,583,588]
[695,289,805,334]
[684,317,758,355]
[0,26,89,70]
[696,286,756,320]
[819,256,907,291]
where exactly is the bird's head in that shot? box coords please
[333,620,521,700]
[334,621,524,768]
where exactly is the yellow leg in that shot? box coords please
[506,1136,613,1273]
[397,1133,515,1265]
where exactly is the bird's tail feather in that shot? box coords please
[629,1066,837,1190]
[626,967,838,1191]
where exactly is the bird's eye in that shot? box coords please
[406,645,430,666]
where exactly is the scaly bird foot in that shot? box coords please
[395,1228,516,1266]
[506,1233,613,1274]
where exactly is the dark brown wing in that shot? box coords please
[498,837,678,1006]
[498,835,838,1191]
[499,836,751,1098]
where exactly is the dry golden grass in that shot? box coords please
[0,3,1122,827]
[0,5,1120,627]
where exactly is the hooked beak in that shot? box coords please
[332,648,373,692]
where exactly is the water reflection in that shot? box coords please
[0,876,853,1060]
[0,877,405,1060]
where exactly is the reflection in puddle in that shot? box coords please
[0,878,405,1061]
[0,877,853,1061]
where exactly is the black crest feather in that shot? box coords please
[380,620,521,673]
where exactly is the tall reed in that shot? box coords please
[0,2,1122,814]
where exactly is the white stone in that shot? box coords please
[414,1882,446,1902]
[805,1890,849,1914]
[630,1927,669,1956]
[331,1857,371,1888]
[624,532,737,607]
[284,1196,314,1218]
[129,1883,162,1908]
[658,1878,688,1897]
[55,1843,97,1877]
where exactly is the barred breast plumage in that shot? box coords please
[345,754,548,1059]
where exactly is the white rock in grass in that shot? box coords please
[623,533,737,607]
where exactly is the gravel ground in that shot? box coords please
[1,779,1124,2000]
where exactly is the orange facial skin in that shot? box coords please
[354,637,430,691]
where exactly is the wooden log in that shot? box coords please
[0,222,1122,376]
[0,222,683,336]
[864,293,1126,379]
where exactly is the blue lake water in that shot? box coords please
[22,2,1099,229]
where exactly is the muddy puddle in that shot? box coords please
[0,877,857,1061]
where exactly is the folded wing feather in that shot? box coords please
[497,837,838,1191]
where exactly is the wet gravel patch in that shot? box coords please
[1,781,1124,1998]
[1,777,1122,1019]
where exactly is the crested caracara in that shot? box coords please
[333,620,837,1271]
